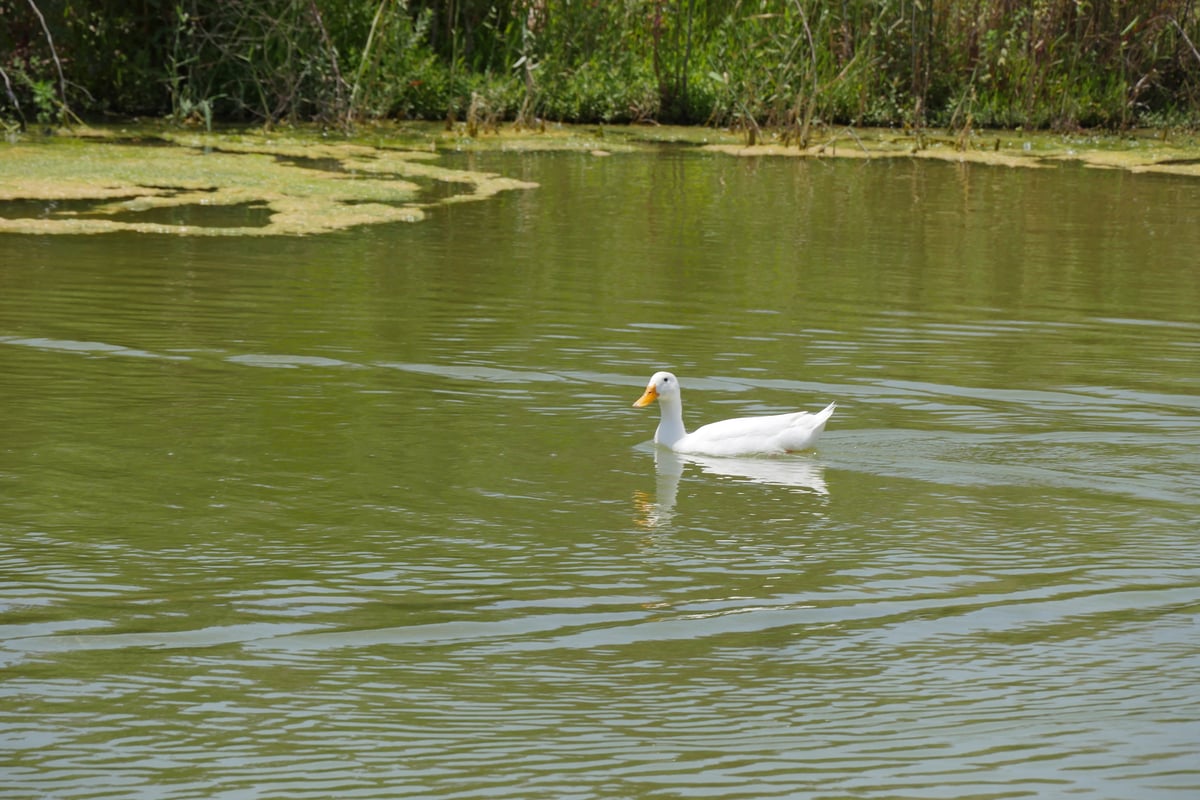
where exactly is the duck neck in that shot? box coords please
[654,395,688,447]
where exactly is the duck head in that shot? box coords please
[633,371,688,448]
[633,371,680,407]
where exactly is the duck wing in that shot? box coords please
[675,402,835,457]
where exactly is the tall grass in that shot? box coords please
[3,0,1198,131]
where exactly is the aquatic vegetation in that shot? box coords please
[2,123,1197,238]
[702,127,1200,177]
[3,1,1198,132]
[0,130,537,236]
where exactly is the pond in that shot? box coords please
[2,144,1199,799]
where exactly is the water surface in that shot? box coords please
[2,149,1199,799]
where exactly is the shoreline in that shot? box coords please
[3,121,1197,236]
[24,120,1200,177]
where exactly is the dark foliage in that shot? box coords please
[3,0,1198,131]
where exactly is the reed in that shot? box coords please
[3,0,1198,131]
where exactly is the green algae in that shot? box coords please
[700,127,1200,176]
[0,129,537,236]
[423,119,1200,176]
[4,123,1198,237]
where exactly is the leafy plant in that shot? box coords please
[1,0,1197,132]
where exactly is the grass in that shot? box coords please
[2,1,1199,134]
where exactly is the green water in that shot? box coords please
[2,150,1199,799]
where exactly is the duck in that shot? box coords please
[633,371,835,457]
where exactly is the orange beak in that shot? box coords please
[633,385,658,407]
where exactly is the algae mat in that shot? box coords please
[701,130,1200,176]
[0,133,537,236]
[5,125,1198,237]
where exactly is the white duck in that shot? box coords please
[633,371,835,457]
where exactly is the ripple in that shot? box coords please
[224,353,361,369]
[0,336,190,361]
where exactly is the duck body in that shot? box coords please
[633,371,835,457]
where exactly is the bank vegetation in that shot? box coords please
[4,0,1199,138]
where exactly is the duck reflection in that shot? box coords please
[634,448,828,528]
